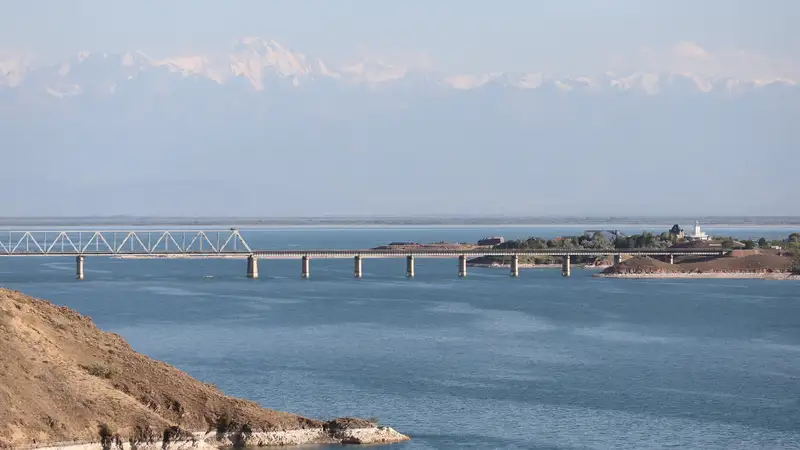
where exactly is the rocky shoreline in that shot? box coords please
[29,426,408,449]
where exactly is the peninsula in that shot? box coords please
[453,225,800,279]
[0,289,410,449]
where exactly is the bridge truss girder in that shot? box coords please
[0,230,252,256]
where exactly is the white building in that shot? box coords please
[686,220,711,241]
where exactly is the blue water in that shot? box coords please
[2,226,800,449]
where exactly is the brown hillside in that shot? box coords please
[603,254,793,275]
[682,254,792,272]
[0,289,403,448]
[601,257,681,274]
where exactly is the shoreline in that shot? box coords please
[594,272,799,280]
[27,427,409,449]
[469,263,610,269]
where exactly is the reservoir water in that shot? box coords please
[1,226,799,449]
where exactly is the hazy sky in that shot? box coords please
[2,0,798,75]
[1,1,797,217]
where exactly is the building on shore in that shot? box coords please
[686,221,711,241]
[478,236,505,246]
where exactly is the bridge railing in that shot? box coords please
[0,230,252,256]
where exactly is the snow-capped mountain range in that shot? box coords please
[2,38,797,218]
[1,38,796,97]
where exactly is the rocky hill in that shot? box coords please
[0,289,409,448]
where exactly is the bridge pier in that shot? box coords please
[613,254,622,265]
[406,255,415,278]
[510,255,519,277]
[458,255,467,277]
[247,255,259,279]
[561,255,571,277]
[667,254,674,264]
[301,255,310,279]
[76,255,84,280]
[354,255,363,278]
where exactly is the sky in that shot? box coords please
[1,0,798,76]
[0,1,797,217]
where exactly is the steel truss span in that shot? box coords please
[0,230,251,256]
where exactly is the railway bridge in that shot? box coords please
[0,229,729,280]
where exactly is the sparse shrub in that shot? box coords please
[98,423,114,440]
[129,423,158,449]
[791,258,800,275]
[97,423,121,450]
[162,425,192,447]
[215,413,233,435]
[213,413,253,447]
[85,361,121,379]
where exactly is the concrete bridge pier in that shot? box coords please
[667,254,674,264]
[613,254,622,265]
[561,255,571,277]
[510,255,519,277]
[458,255,467,277]
[406,255,415,278]
[247,255,259,279]
[76,255,84,280]
[301,256,310,279]
[354,255,363,278]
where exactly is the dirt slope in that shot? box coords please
[0,289,400,448]
[602,254,792,275]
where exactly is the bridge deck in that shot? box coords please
[253,249,725,258]
[0,230,729,258]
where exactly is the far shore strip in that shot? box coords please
[595,272,798,280]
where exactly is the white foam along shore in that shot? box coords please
[28,426,410,449]
[594,272,799,280]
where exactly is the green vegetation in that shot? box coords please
[98,423,121,450]
[755,232,800,251]
[490,231,674,264]
[84,361,121,379]
[481,229,800,266]
[785,234,800,274]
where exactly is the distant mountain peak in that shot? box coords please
[1,38,797,96]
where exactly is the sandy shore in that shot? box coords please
[594,272,799,280]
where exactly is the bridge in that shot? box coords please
[0,229,728,280]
